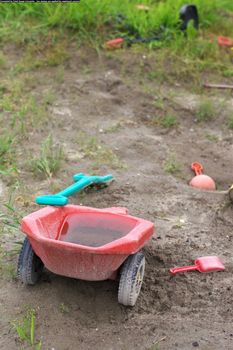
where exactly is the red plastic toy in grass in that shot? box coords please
[105,38,124,49]
[218,36,233,47]
[170,256,225,275]
[18,204,154,306]
[189,162,216,191]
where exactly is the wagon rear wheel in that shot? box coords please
[17,237,44,285]
[118,252,145,306]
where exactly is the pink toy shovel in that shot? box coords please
[170,256,225,275]
[189,162,216,190]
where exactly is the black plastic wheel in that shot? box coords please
[17,237,44,285]
[180,5,199,31]
[118,252,145,306]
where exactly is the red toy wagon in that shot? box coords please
[18,174,154,306]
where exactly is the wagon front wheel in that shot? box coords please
[17,237,44,285]
[118,252,145,306]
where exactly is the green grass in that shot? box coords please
[0,197,28,280]
[43,91,56,106]
[0,73,56,180]
[0,201,23,266]
[55,66,65,83]
[12,308,41,349]
[104,122,123,133]
[228,116,233,129]
[151,113,178,129]
[0,1,232,38]
[160,114,178,128]
[0,53,6,67]
[223,69,233,78]
[0,135,14,161]
[59,303,70,314]
[206,133,219,142]
[77,131,126,169]
[0,1,232,84]
[0,77,48,135]
[0,135,16,175]
[196,98,215,122]
[15,40,70,72]
[31,135,64,178]
[0,203,21,232]
[164,154,182,175]
[0,1,232,53]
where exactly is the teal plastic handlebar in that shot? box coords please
[35,173,113,206]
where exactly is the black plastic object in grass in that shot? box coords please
[180,4,199,31]
[105,34,163,49]
[105,24,169,49]
[108,12,162,46]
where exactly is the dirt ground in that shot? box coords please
[1,44,233,350]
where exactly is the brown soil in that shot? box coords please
[1,45,233,350]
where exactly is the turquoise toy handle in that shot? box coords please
[72,173,85,181]
[36,195,68,206]
[35,173,114,206]
[73,173,113,183]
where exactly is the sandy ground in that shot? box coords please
[0,46,233,350]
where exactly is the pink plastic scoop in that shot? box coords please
[170,256,225,275]
[189,162,216,190]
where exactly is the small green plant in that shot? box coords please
[206,133,219,142]
[0,204,21,233]
[12,308,41,349]
[223,69,233,78]
[15,40,70,72]
[160,114,178,129]
[153,96,165,111]
[0,135,16,174]
[77,131,126,169]
[0,77,48,135]
[59,303,70,314]
[164,154,181,175]
[55,66,65,83]
[147,70,165,83]
[43,90,56,105]
[0,200,24,280]
[196,99,215,122]
[228,116,233,129]
[0,53,6,68]
[44,42,69,67]
[104,122,122,133]
[31,135,64,178]
[0,135,14,160]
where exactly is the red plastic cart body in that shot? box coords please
[21,205,154,281]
